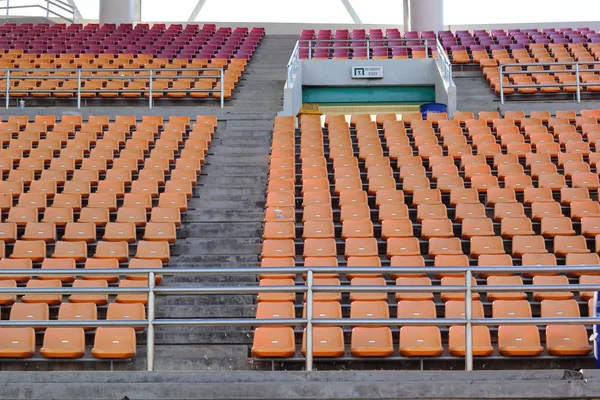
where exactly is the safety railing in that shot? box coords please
[499,61,600,104]
[434,38,454,85]
[0,265,598,372]
[1,67,225,109]
[0,0,75,23]
[286,40,301,88]
[288,37,454,86]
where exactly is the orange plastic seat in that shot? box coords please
[11,240,46,262]
[446,302,493,357]
[386,237,421,257]
[115,279,149,305]
[486,275,527,301]
[470,236,505,257]
[461,218,494,239]
[51,240,87,262]
[0,327,36,358]
[135,240,170,262]
[554,235,590,256]
[397,300,443,357]
[60,222,96,243]
[79,207,111,227]
[532,275,573,301]
[39,327,85,359]
[106,303,146,331]
[57,303,97,331]
[91,327,137,359]
[512,235,548,257]
[494,300,543,356]
[500,217,535,238]
[21,279,62,305]
[440,276,480,302]
[0,258,31,284]
[251,327,295,357]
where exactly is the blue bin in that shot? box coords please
[419,103,447,120]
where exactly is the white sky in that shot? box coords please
[42,0,600,24]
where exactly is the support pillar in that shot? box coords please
[99,0,134,25]
[408,0,443,32]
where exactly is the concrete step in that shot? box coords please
[200,165,268,176]
[179,222,263,239]
[188,199,265,209]
[157,304,255,319]
[174,238,261,255]
[169,256,260,266]
[182,209,265,222]
[200,176,267,186]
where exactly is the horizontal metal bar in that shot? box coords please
[502,83,600,89]
[153,318,306,327]
[0,320,147,328]
[0,68,224,72]
[2,75,220,80]
[472,317,600,326]
[501,61,600,68]
[306,285,467,293]
[0,288,149,294]
[471,284,600,292]
[309,317,600,326]
[47,0,74,13]
[499,69,587,74]
[298,39,430,43]
[0,266,598,276]
[153,286,307,294]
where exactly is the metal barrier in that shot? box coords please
[0,265,599,372]
[499,61,600,104]
[1,67,225,109]
[287,37,453,86]
[0,0,75,23]
[286,40,300,88]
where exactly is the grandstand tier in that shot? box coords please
[0,113,214,361]
[256,111,600,364]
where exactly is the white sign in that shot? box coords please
[351,66,384,79]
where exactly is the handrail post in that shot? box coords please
[76,69,81,109]
[425,39,429,58]
[220,68,224,109]
[46,0,50,17]
[465,269,473,371]
[499,65,505,104]
[576,63,581,103]
[6,0,9,16]
[308,40,312,60]
[148,69,153,109]
[147,271,155,372]
[5,69,10,109]
[305,270,314,372]
[366,39,370,60]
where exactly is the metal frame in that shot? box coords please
[499,61,600,104]
[288,37,454,86]
[1,0,75,22]
[0,265,598,372]
[1,67,225,109]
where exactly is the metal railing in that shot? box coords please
[1,67,225,109]
[0,0,75,23]
[499,61,600,104]
[287,37,454,86]
[0,265,598,372]
[286,40,300,88]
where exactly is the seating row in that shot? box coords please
[0,24,264,60]
[253,113,599,360]
[0,113,213,360]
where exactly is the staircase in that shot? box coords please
[152,34,299,371]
